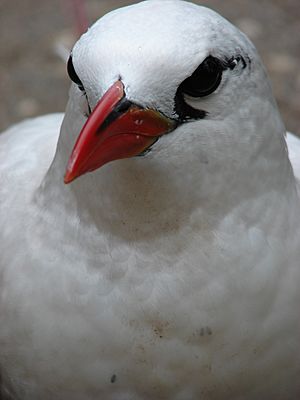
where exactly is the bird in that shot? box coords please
[1,0,300,399]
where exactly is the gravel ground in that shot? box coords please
[0,0,299,135]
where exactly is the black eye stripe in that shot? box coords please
[179,56,224,99]
[174,92,207,121]
[67,55,91,115]
[174,55,223,121]
[67,55,85,91]
[174,55,247,121]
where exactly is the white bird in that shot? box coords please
[1,1,300,399]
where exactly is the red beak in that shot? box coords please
[64,81,176,184]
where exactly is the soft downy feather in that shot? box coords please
[1,1,300,399]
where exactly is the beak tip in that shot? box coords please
[64,170,76,184]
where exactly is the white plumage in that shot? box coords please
[1,1,300,399]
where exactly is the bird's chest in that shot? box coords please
[1,210,299,400]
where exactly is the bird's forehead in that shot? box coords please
[93,1,217,46]
[73,1,246,110]
[82,2,234,53]
[75,2,236,69]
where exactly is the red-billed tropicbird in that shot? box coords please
[1,1,300,399]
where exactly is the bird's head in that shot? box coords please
[62,0,285,193]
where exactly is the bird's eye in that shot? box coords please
[179,56,223,98]
[67,55,85,92]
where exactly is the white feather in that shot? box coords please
[1,1,300,399]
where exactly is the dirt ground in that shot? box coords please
[0,0,299,135]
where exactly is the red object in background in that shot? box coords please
[71,0,89,35]
[63,0,89,37]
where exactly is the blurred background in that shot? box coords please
[0,0,299,135]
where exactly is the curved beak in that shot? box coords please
[64,81,176,184]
